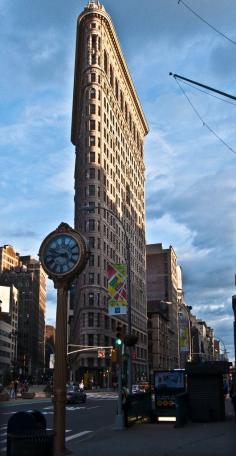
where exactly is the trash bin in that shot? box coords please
[7,411,54,456]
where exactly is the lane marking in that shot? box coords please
[0,448,6,453]
[66,431,92,442]
[86,406,101,410]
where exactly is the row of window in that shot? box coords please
[103,51,143,156]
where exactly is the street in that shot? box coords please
[0,391,118,454]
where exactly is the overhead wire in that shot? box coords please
[178,0,236,45]
[174,77,236,156]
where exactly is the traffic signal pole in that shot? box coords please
[114,342,124,430]
[126,240,132,395]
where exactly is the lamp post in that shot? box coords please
[39,222,89,456]
[232,296,236,367]
[82,205,133,394]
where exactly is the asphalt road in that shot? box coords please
[0,391,118,454]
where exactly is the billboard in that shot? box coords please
[154,370,185,391]
[107,264,127,315]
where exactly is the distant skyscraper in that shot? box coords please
[0,246,46,377]
[71,1,149,384]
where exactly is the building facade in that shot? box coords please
[0,245,21,272]
[146,243,179,370]
[0,246,46,379]
[0,284,19,380]
[71,1,149,385]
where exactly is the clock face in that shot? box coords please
[43,234,80,275]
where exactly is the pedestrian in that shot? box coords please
[230,383,236,420]
[122,384,129,427]
[9,381,14,399]
[79,380,84,391]
[13,380,18,399]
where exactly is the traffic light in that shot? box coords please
[115,323,122,346]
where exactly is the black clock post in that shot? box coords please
[39,222,89,456]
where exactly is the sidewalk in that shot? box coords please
[67,398,236,456]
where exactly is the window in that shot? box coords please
[91,73,96,82]
[89,168,95,179]
[90,104,96,114]
[89,151,95,163]
[89,185,95,196]
[89,254,94,266]
[89,201,95,212]
[97,313,100,327]
[89,237,95,248]
[90,136,96,146]
[115,78,119,99]
[89,273,94,284]
[105,315,109,329]
[90,88,96,99]
[110,65,114,87]
[90,119,96,130]
[88,219,95,231]
[104,50,108,74]
[89,293,94,305]
[88,334,94,346]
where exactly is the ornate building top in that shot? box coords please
[86,0,103,10]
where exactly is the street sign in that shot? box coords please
[97,349,105,359]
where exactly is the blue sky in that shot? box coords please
[1,0,236,360]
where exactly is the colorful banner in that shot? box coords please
[179,310,190,353]
[107,263,127,315]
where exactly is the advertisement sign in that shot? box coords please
[179,310,190,353]
[107,264,127,315]
[154,370,185,391]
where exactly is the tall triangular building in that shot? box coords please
[71,1,149,386]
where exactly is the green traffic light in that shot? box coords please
[115,338,122,346]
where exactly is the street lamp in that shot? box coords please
[81,205,133,394]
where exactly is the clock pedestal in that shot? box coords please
[53,286,68,456]
[39,222,89,456]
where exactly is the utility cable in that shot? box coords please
[174,77,236,156]
[178,0,236,45]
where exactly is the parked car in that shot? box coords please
[66,385,86,404]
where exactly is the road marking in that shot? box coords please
[0,440,6,444]
[0,433,6,437]
[86,406,101,410]
[43,406,53,410]
[66,431,92,441]
[1,411,15,415]
[46,429,72,433]
[66,406,86,410]
[0,447,6,453]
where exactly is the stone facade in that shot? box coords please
[146,243,179,370]
[0,248,46,378]
[71,1,149,385]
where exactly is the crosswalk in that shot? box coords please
[86,392,118,400]
[0,424,93,454]
[0,393,117,453]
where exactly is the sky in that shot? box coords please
[1,0,236,360]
